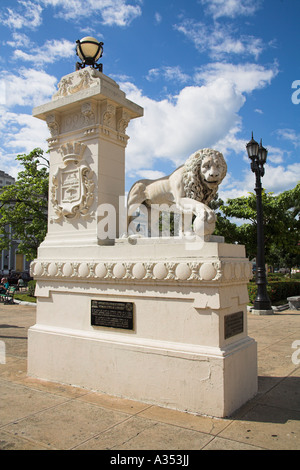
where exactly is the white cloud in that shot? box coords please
[4,113,49,153]
[101,1,142,26]
[0,149,20,179]
[0,0,43,30]
[13,38,75,65]
[218,170,254,201]
[121,62,284,195]
[122,78,245,175]
[0,68,57,108]
[40,0,142,26]
[263,163,300,194]
[136,170,166,180]
[0,67,54,173]
[146,66,190,84]
[6,32,34,48]
[200,0,262,20]
[276,128,300,148]
[146,68,160,81]
[265,145,293,165]
[0,0,142,29]
[219,160,300,202]
[155,12,162,24]
[0,83,5,106]
[0,111,49,177]
[174,20,264,59]
[214,125,246,157]
[194,62,278,94]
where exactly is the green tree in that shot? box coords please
[210,195,241,244]
[0,148,49,261]
[214,183,300,268]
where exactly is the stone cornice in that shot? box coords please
[31,258,253,284]
[33,69,143,122]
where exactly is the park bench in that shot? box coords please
[0,286,16,304]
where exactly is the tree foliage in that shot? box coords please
[213,183,300,268]
[0,149,49,261]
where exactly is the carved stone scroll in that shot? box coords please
[46,113,60,137]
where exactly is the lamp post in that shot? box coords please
[76,37,104,72]
[246,133,273,314]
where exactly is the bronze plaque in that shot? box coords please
[224,311,244,339]
[91,300,134,330]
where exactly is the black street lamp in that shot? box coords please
[246,133,273,314]
[76,37,104,72]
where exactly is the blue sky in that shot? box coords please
[0,0,299,201]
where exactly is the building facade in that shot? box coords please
[0,170,31,275]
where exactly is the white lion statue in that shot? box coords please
[127,148,227,238]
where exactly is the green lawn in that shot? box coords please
[14,292,36,304]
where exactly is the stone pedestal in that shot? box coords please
[29,237,257,418]
[28,69,257,418]
[251,308,274,315]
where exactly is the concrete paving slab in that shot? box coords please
[3,399,133,450]
[73,415,172,451]
[202,436,263,450]
[0,379,68,426]
[116,421,214,451]
[258,372,300,411]
[0,302,299,451]
[0,429,50,450]
[79,391,152,415]
[137,405,229,435]
[218,404,300,450]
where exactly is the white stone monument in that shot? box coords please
[28,67,257,418]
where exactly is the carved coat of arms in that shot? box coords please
[51,142,95,222]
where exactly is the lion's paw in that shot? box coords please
[193,212,216,237]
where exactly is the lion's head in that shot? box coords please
[182,148,227,204]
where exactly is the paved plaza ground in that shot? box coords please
[0,302,299,451]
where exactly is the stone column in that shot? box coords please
[33,68,143,255]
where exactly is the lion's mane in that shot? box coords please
[182,148,227,204]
